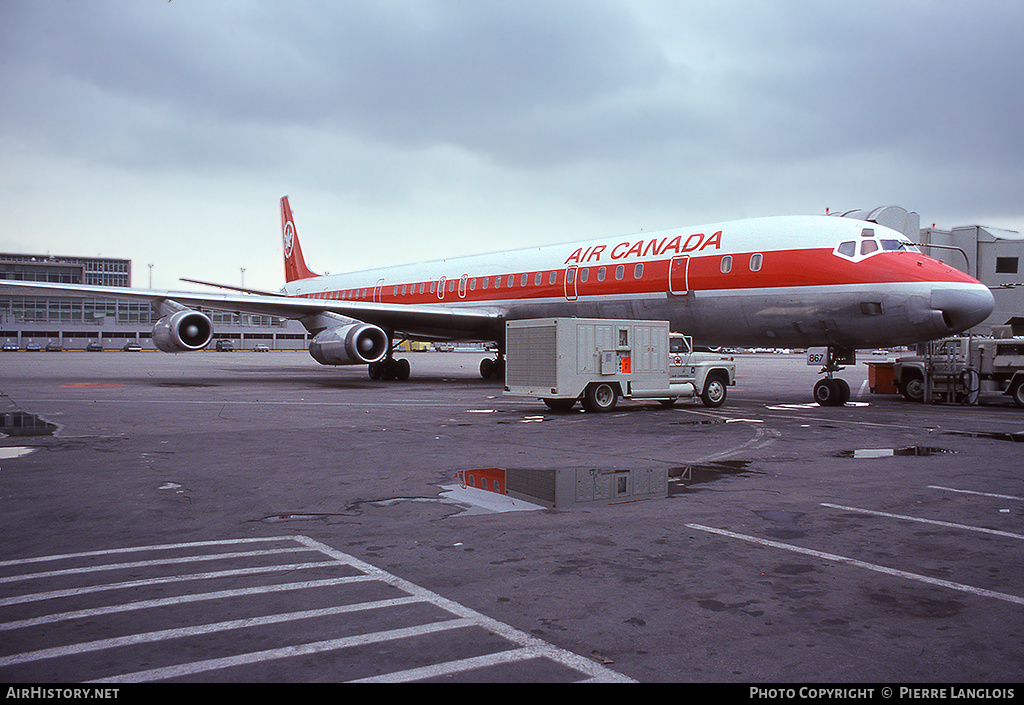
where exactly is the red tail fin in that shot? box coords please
[280,196,319,282]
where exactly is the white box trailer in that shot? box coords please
[503,318,736,412]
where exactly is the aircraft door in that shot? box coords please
[458,274,468,298]
[564,266,578,301]
[669,256,689,296]
[373,278,386,302]
[437,276,446,300]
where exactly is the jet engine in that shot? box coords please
[309,323,389,366]
[152,309,214,353]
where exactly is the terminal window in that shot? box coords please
[996,257,1018,274]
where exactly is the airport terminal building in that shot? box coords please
[0,252,310,351]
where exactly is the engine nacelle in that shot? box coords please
[152,309,214,353]
[309,323,389,366]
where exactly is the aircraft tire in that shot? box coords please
[813,378,844,407]
[582,382,618,413]
[835,378,851,405]
[396,358,411,381]
[480,358,494,379]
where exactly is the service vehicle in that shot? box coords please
[893,331,1024,408]
[503,318,736,412]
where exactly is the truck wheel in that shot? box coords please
[901,373,925,403]
[583,382,618,412]
[1011,380,1024,409]
[700,374,727,408]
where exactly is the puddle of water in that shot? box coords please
[456,467,668,508]
[834,446,954,458]
[0,412,57,437]
[943,430,1024,443]
[669,460,757,493]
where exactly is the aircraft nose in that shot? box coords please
[930,284,995,332]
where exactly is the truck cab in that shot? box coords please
[667,333,735,408]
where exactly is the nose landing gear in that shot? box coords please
[813,347,855,406]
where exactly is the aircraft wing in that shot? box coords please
[0,279,505,340]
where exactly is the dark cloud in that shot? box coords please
[0,0,1022,266]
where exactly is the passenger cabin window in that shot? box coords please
[615,264,625,280]
[749,253,763,272]
[634,263,644,279]
[720,255,732,273]
[549,271,557,285]
[580,268,589,283]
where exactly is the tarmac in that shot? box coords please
[0,349,1022,684]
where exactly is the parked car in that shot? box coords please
[2,341,18,351]
[122,341,142,352]
[215,340,234,352]
[252,344,270,352]
[45,341,63,352]
[86,341,103,352]
[25,341,41,352]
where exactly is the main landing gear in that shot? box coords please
[812,346,855,407]
[368,339,410,381]
[479,352,506,380]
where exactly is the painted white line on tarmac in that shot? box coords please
[0,596,426,668]
[686,523,1024,607]
[929,485,1024,502]
[90,618,479,683]
[821,502,1024,540]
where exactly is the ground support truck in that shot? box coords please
[892,333,1024,408]
[503,318,736,412]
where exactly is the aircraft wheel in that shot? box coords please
[368,362,381,380]
[813,378,844,406]
[700,374,728,408]
[396,358,411,381]
[582,382,618,413]
[835,378,851,405]
[480,358,494,379]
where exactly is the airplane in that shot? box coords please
[1,196,995,406]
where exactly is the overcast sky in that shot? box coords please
[1,0,1022,290]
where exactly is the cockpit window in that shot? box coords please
[881,238,920,252]
[835,235,919,261]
